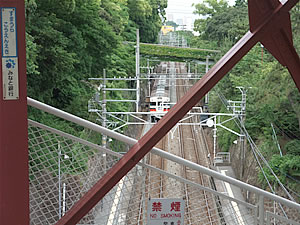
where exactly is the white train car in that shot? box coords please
[150,74,170,122]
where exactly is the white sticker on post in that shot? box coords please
[1,7,19,100]
[2,57,19,100]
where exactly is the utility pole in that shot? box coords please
[136,29,140,112]
[213,116,217,166]
[88,70,139,132]
[102,69,107,149]
[205,56,210,105]
[225,86,249,177]
[147,59,151,97]
[236,87,249,178]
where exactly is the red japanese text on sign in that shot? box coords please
[147,198,185,225]
[152,201,162,212]
[170,201,181,212]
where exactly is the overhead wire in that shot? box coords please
[215,88,295,200]
[214,89,295,218]
[233,113,291,218]
[236,118,296,202]
[273,120,300,140]
[285,186,300,198]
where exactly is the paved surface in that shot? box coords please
[215,166,256,225]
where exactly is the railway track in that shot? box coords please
[147,137,167,198]
[125,129,168,224]
[146,62,170,199]
[133,61,220,224]
[176,62,219,224]
[129,63,170,224]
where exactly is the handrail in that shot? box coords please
[27,97,300,210]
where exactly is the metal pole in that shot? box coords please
[205,56,210,104]
[271,123,283,157]
[136,29,140,112]
[213,116,217,166]
[102,69,107,148]
[147,59,151,97]
[58,143,62,219]
[240,133,245,178]
[238,87,247,178]
[63,182,66,217]
[258,195,265,225]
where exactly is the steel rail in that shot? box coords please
[178,127,192,224]
[176,63,193,225]
[191,115,215,225]
[179,72,214,225]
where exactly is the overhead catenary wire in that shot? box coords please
[231,114,292,218]
[273,120,300,140]
[285,186,300,198]
[272,166,300,185]
[236,115,296,202]
[216,89,296,201]
[214,89,296,219]
[244,135,291,218]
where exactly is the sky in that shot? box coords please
[165,0,236,31]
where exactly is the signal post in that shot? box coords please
[0,1,28,224]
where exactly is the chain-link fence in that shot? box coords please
[28,118,300,225]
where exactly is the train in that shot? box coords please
[149,74,170,122]
[147,62,209,123]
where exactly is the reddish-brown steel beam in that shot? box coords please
[0,1,29,225]
[249,0,300,91]
[265,25,300,91]
[56,0,299,224]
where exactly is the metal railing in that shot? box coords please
[27,98,300,224]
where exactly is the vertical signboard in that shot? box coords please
[147,198,185,225]
[0,1,28,225]
[1,7,19,100]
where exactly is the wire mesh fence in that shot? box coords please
[29,120,121,224]
[28,119,300,225]
[266,212,300,225]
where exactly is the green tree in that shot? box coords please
[26,0,121,109]
[234,0,247,7]
[194,1,248,44]
[166,21,179,30]
[193,0,229,35]
[128,0,167,43]
[258,155,300,197]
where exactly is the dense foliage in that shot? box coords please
[25,0,167,175]
[140,43,216,61]
[192,0,300,197]
[26,0,166,131]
